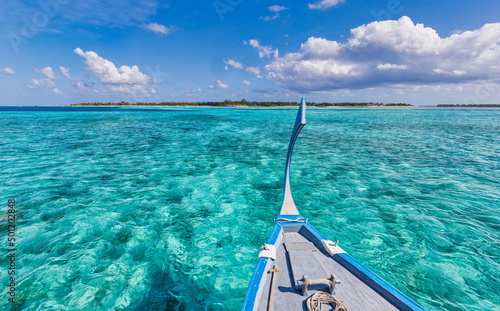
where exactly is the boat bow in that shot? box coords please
[242,97,426,311]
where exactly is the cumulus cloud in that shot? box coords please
[265,17,500,92]
[28,78,56,89]
[143,23,175,35]
[220,81,229,88]
[75,48,149,84]
[244,39,278,58]
[261,5,289,21]
[1,67,15,75]
[36,66,56,79]
[60,66,71,79]
[224,59,244,69]
[209,80,229,89]
[246,66,261,75]
[74,47,154,95]
[29,66,64,95]
[243,80,251,85]
[308,0,345,10]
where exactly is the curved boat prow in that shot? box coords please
[280,97,307,216]
[242,97,426,311]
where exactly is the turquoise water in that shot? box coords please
[0,106,499,310]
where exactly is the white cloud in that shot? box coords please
[246,66,261,75]
[216,80,229,88]
[262,15,278,22]
[269,5,288,13]
[143,23,175,35]
[29,66,64,95]
[433,68,468,76]
[244,39,278,58]
[36,66,56,79]
[243,80,251,85]
[1,67,15,75]
[224,59,244,69]
[308,0,345,10]
[52,88,64,95]
[60,66,71,79]
[265,17,500,92]
[377,63,408,70]
[74,47,155,95]
[209,80,229,89]
[262,5,289,21]
[75,48,149,84]
[28,78,56,89]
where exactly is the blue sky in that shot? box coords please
[1,0,499,106]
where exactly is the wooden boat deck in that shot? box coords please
[254,225,399,311]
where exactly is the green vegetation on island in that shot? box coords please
[71,100,412,107]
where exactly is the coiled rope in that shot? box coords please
[306,292,348,311]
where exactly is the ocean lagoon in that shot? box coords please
[0,106,499,310]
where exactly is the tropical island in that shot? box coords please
[71,100,412,107]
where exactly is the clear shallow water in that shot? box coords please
[0,106,499,311]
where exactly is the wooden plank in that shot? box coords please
[284,242,316,252]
